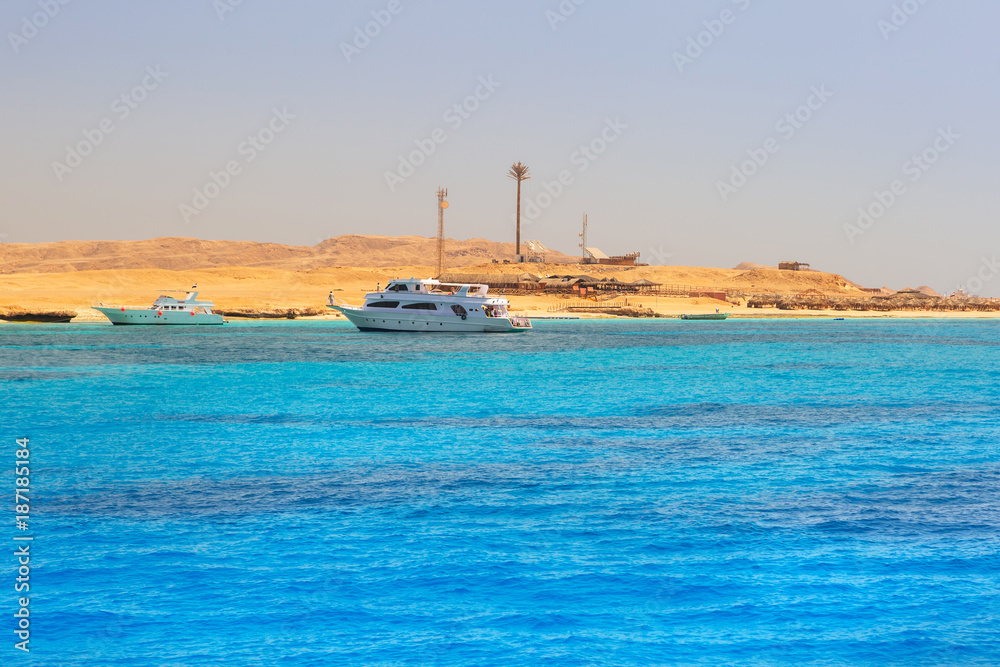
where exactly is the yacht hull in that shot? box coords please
[329,305,530,333]
[94,307,224,325]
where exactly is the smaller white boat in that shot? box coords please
[92,285,224,325]
[328,278,531,333]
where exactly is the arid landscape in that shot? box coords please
[0,235,996,321]
[0,235,578,273]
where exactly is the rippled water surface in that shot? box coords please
[3,319,999,666]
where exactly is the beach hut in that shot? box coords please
[436,272,534,290]
[622,278,661,294]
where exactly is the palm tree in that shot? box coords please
[507,162,531,257]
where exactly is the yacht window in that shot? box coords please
[387,284,409,292]
[367,301,400,308]
[401,302,437,310]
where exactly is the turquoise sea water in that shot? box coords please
[3,318,1000,666]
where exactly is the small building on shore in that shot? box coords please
[436,272,540,290]
[778,261,811,271]
[583,248,643,266]
[582,248,608,264]
[600,251,642,266]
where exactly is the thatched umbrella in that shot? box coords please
[748,296,779,308]
[804,296,831,310]
[849,299,873,311]
[939,297,962,311]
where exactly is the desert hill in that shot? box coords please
[0,261,868,318]
[0,235,579,274]
[0,236,870,298]
[0,233,914,322]
[720,268,861,294]
[1,234,979,320]
[732,262,775,271]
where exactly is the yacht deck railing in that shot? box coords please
[91,302,151,310]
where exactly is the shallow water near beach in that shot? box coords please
[3,318,1000,666]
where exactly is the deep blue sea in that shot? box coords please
[3,318,1000,666]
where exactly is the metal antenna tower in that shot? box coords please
[436,187,448,275]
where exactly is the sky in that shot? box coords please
[2,0,999,295]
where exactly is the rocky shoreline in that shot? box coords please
[212,307,330,320]
[0,309,77,323]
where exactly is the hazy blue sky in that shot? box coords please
[3,0,999,294]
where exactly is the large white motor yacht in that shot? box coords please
[328,278,531,332]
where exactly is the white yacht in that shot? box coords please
[92,286,224,325]
[328,278,531,333]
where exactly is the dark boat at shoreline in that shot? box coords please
[680,313,729,321]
